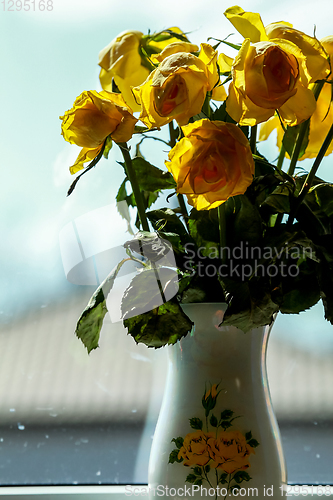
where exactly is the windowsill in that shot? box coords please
[0,485,333,498]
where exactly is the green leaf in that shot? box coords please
[193,466,202,476]
[147,208,191,245]
[219,472,228,485]
[220,279,279,332]
[171,437,184,449]
[205,465,211,473]
[210,415,218,427]
[221,420,232,430]
[279,272,320,314]
[194,479,203,486]
[131,157,176,192]
[75,259,129,353]
[188,208,220,257]
[248,438,260,448]
[233,471,252,484]
[169,449,183,464]
[312,183,333,218]
[282,123,309,159]
[317,256,333,324]
[123,232,174,263]
[189,418,203,430]
[220,409,234,420]
[185,474,197,484]
[116,178,128,203]
[261,185,291,214]
[232,195,263,246]
[245,431,252,441]
[123,299,193,348]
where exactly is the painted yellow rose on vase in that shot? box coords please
[60,90,137,174]
[133,44,220,128]
[259,36,333,160]
[98,28,187,112]
[205,383,218,400]
[224,6,330,126]
[207,431,255,474]
[178,431,214,467]
[165,119,255,210]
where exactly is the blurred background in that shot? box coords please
[1,0,333,487]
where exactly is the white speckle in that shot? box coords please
[23,442,28,448]
[313,421,318,425]
[316,454,320,458]
[37,442,45,448]
[49,412,58,417]
[72,481,78,485]
[130,352,151,363]
[96,471,101,476]
[45,435,49,439]
[9,409,15,413]
[80,438,89,444]
[18,424,25,431]
[131,409,137,413]
[0,438,4,442]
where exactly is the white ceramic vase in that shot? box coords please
[148,303,286,499]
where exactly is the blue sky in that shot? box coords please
[1,0,333,350]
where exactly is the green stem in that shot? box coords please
[203,468,214,488]
[168,122,189,227]
[287,122,333,227]
[287,120,310,177]
[276,143,286,173]
[118,142,149,232]
[168,121,178,148]
[250,125,257,154]
[287,80,325,177]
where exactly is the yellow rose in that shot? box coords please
[259,36,333,160]
[133,44,219,128]
[207,431,255,474]
[178,431,214,467]
[165,119,255,210]
[227,38,317,126]
[99,31,148,111]
[60,90,137,174]
[224,6,330,126]
[98,28,188,111]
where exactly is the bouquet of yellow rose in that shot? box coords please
[60,7,333,352]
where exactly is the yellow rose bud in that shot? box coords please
[204,383,218,400]
[165,119,255,210]
[178,431,214,467]
[60,90,137,174]
[98,28,189,112]
[133,44,219,128]
[207,431,255,474]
